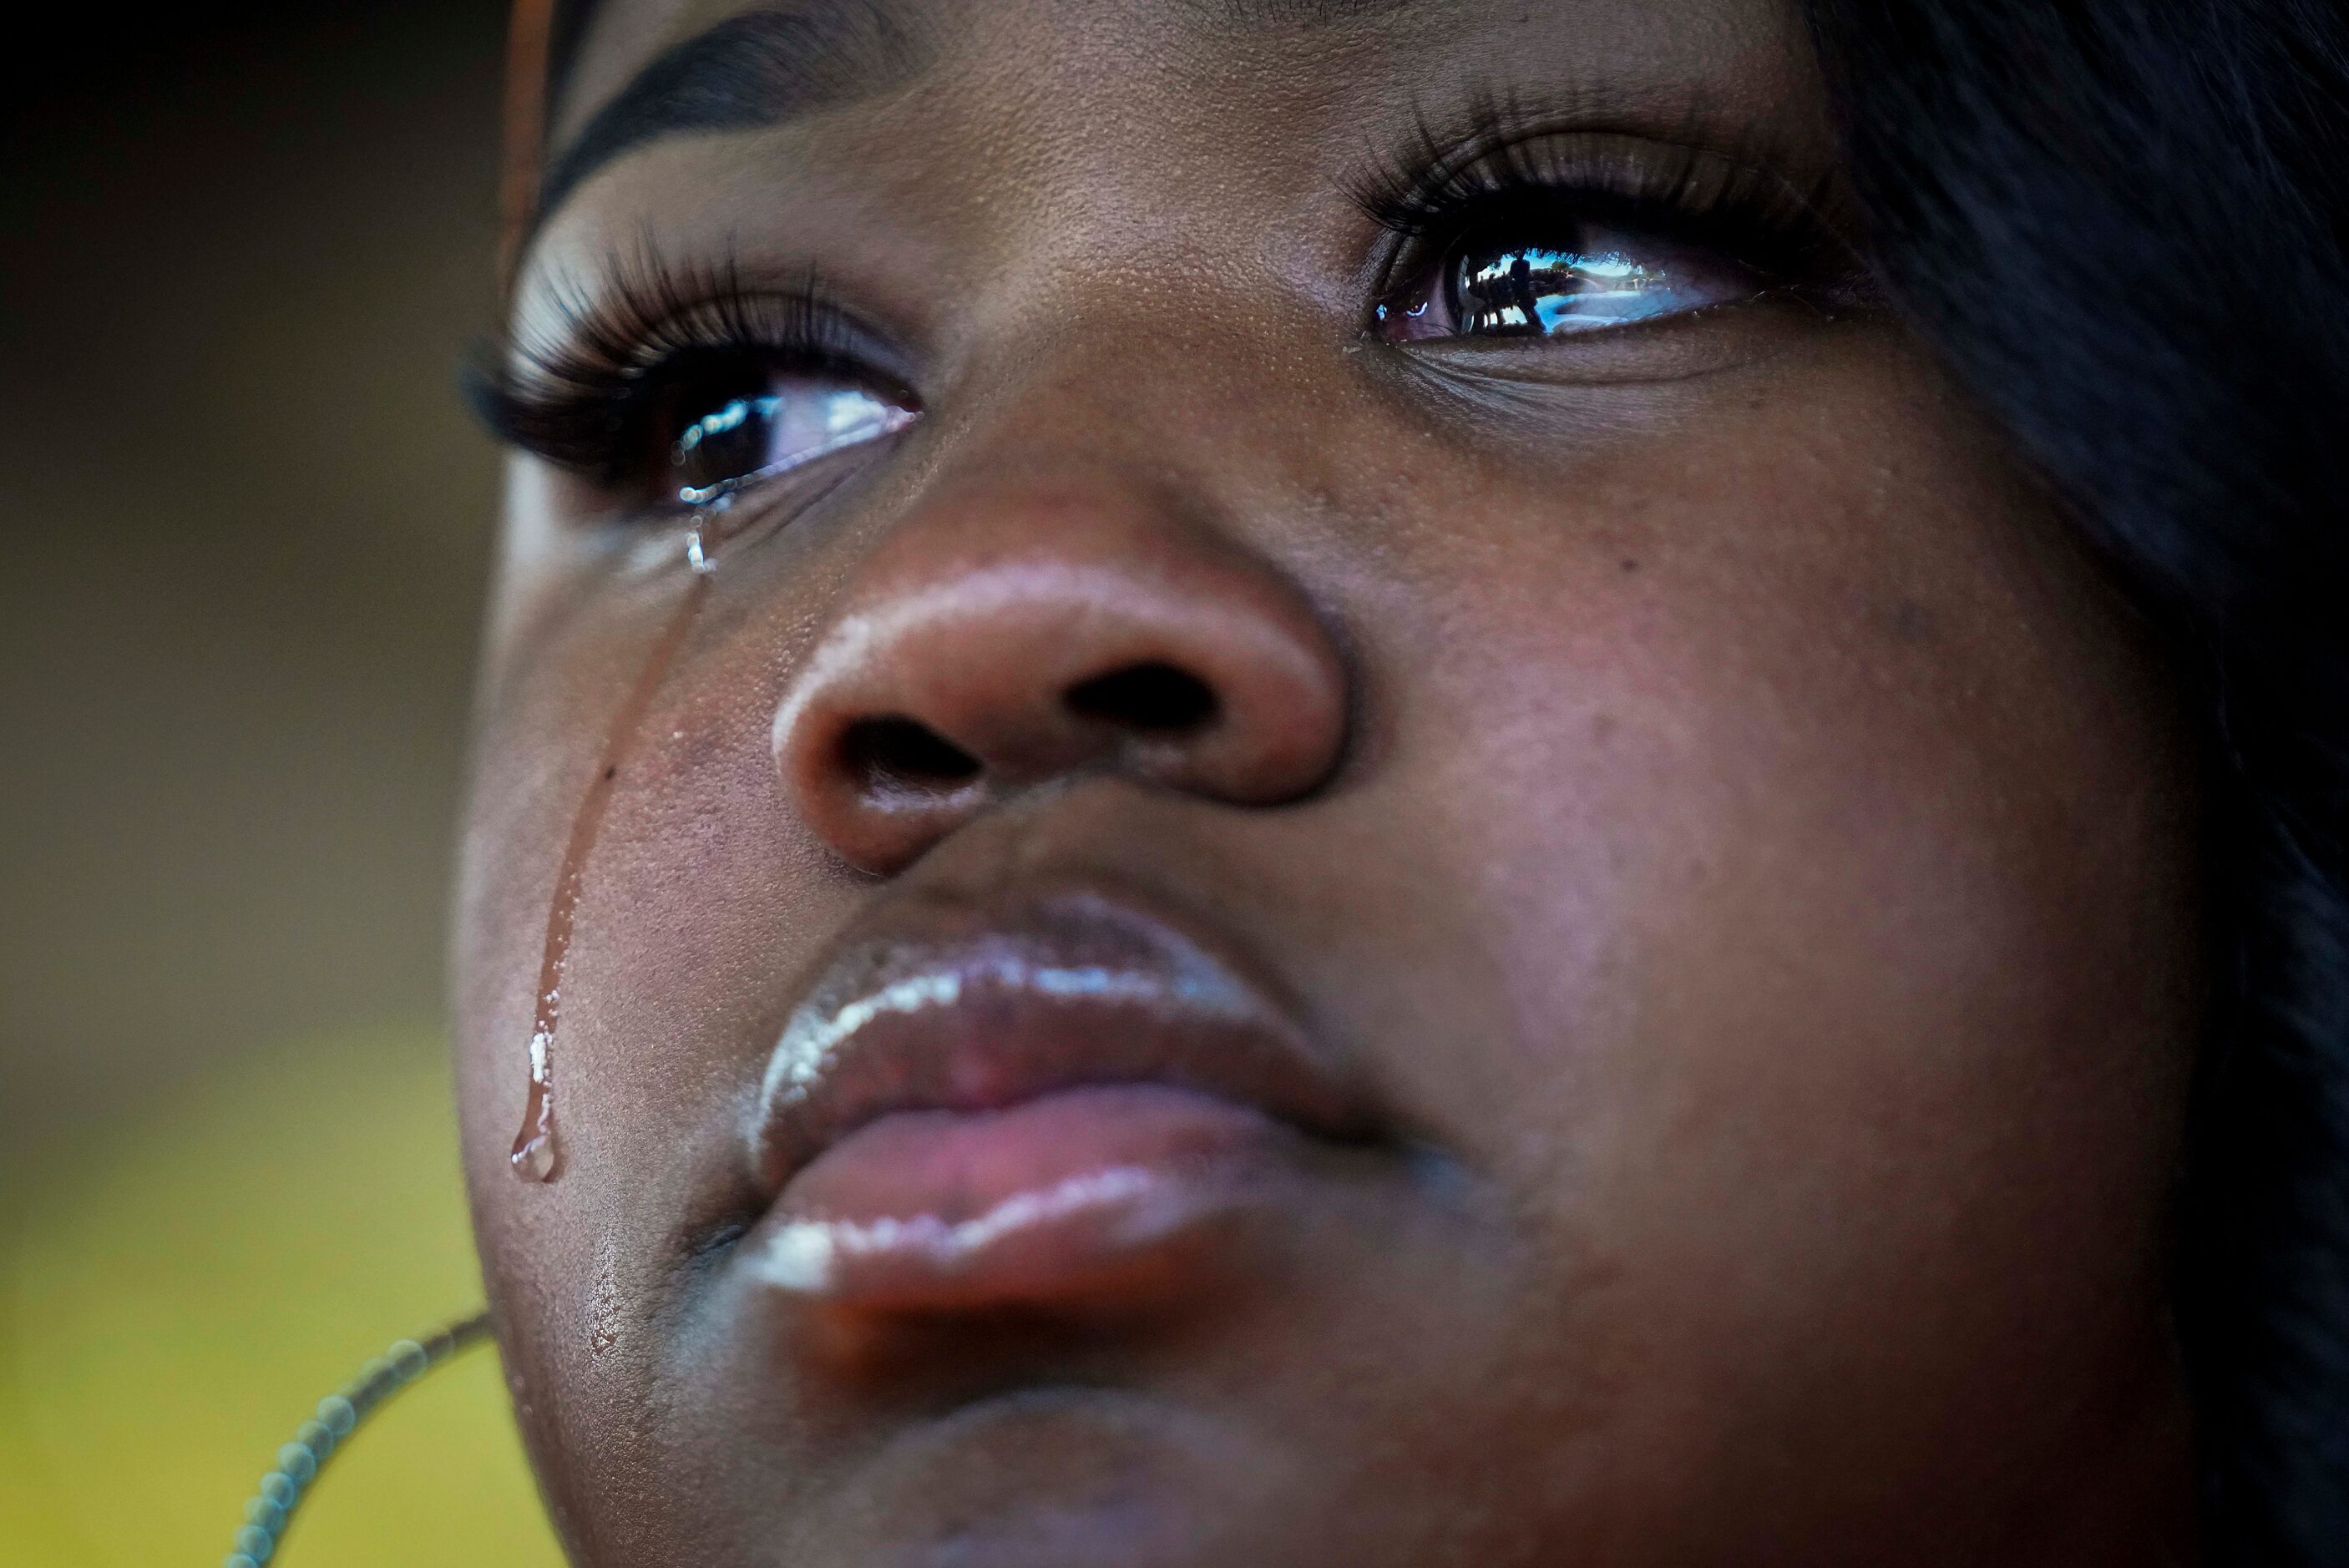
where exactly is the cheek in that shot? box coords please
[448,535,858,1534]
[1329,359,2199,1518]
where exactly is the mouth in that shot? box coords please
[737,890,1370,1316]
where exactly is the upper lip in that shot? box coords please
[743,889,1366,1193]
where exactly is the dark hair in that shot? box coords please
[529,0,2349,1555]
[1805,1,2349,1560]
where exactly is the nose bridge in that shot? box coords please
[940,125,1324,474]
[959,296,1289,479]
[770,461,1350,874]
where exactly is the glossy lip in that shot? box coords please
[745,892,1361,1188]
[736,891,1368,1307]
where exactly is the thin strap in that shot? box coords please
[222,1312,496,1568]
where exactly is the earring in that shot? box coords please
[222,1311,494,1567]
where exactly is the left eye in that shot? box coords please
[665,374,914,506]
[1376,220,1762,343]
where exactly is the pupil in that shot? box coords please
[1459,247,1549,336]
[673,389,778,493]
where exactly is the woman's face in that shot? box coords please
[458,0,2205,1561]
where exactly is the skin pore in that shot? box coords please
[458,0,2207,1563]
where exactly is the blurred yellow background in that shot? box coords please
[2,1030,563,1565]
[0,5,563,1561]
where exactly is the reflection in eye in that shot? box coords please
[671,378,915,506]
[1461,246,1669,332]
[1376,222,1763,344]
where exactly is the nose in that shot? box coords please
[773,480,1349,873]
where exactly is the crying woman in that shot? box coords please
[306,0,2349,1563]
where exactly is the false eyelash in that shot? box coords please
[1349,89,1864,286]
[466,240,881,488]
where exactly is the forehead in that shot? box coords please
[551,0,1802,141]
[539,0,1815,243]
[556,0,1474,119]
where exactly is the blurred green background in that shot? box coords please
[1,6,564,1561]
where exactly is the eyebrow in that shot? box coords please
[535,0,1427,237]
[535,3,932,233]
[1190,0,1419,21]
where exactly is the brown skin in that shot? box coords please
[458,0,2206,1562]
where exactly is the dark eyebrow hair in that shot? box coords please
[1189,0,1419,21]
[535,3,931,236]
[533,0,1424,245]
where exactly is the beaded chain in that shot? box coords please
[223,1312,494,1567]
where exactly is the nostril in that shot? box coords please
[1065,662,1219,735]
[838,716,984,796]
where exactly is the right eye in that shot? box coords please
[469,265,924,523]
[656,363,917,508]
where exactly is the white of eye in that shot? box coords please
[676,381,915,506]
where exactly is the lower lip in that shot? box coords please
[745,1084,1286,1313]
